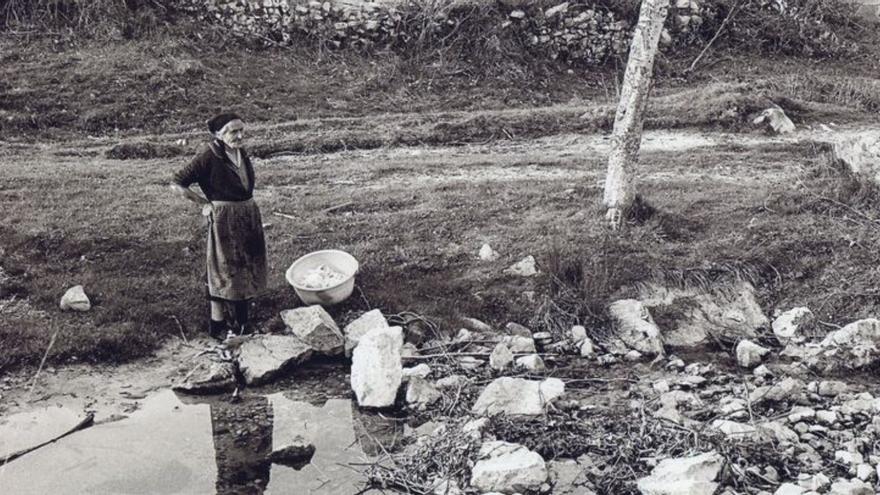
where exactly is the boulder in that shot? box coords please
[753,107,796,134]
[472,377,565,416]
[237,335,314,385]
[638,281,767,347]
[172,354,237,394]
[470,441,548,493]
[406,377,441,410]
[504,256,537,277]
[608,299,664,355]
[736,340,770,368]
[490,343,514,371]
[772,307,814,340]
[832,131,880,186]
[342,309,390,357]
[281,305,344,355]
[351,326,404,408]
[636,451,723,495]
[60,285,90,311]
[800,318,880,372]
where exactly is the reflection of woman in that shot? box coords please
[170,113,267,339]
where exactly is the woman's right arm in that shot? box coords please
[171,150,212,215]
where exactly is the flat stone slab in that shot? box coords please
[0,390,216,494]
[237,334,314,386]
[0,406,91,461]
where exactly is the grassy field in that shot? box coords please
[3,115,880,372]
[2,24,880,372]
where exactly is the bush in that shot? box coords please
[0,0,164,38]
[705,0,862,57]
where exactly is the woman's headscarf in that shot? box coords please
[207,113,242,134]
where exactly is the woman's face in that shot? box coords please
[218,119,245,149]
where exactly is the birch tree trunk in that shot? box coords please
[603,0,670,230]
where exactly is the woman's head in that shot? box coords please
[208,113,245,149]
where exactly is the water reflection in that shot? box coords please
[0,390,217,494]
[1,388,403,494]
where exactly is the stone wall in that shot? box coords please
[176,0,710,64]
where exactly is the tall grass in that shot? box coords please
[1,0,162,37]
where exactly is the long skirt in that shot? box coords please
[206,198,268,301]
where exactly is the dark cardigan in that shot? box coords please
[173,140,255,202]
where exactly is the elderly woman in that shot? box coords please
[171,113,267,339]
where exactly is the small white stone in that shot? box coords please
[60,285,90,311]
[490,343,514,371]
[653,380,670,394]
[515,354,545,372]
[579,338,596,358]
[479,243,500,261]
[402,364,431,380]
[504,256,538,277]
[736,339,770,368]
[624,350,643,362]
[855,463,874,481]
[570,325,588,343]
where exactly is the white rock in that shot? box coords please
[579,338,596,358]
[281,305,344,355]
[461,317,493,333]
[833,131,880,187]
[750,377,807,404]
[798,473,830,491]
[402,364,431,380]
[351,326,403,408]
[504,256,537,277]
[772,307,814,339]
[570,325,587,343]
[710,420,757,439]
[754,364,773,378]
[736,339,770,368]
[406,377,441,410]
[490,343,514,371]
[625,350,643,362]
[462,417,489,441]
[237,335,314,385]
[470,441,548,493]
[608,299,664,355]
[436,375,467,389]
[855,463,874,481]
[653,380,670,394]
[636,451,723,495]
[835,451,864,466]
[505,322,532,337]
[828,478,873,494]
[758,421,799,443]
[456,328,474,341]
[788,407,816,423]
[458,356,485,369]
[815,410,839,425]
[472,377,565,416]
[59,285,90,311]
[342,309,390,357]
[479,243,500,261]
[775,483,807,495]
[753,107,796,134]
[818,380,849,397]
[503,335,537,353]
[544,2,569,18]
[515,354,545,372]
